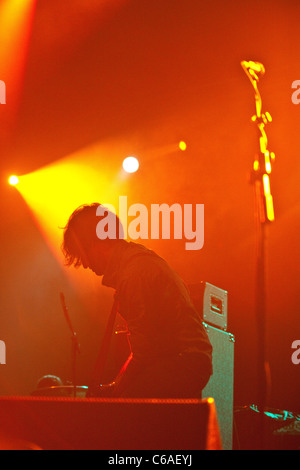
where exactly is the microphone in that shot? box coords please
[241,60,265,80]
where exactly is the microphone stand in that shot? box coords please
[60,293,81,398]
[241,60,275,449]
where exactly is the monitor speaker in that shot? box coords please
[202,323,235,450]
[0,396,222,450]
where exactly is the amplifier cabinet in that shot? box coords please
[203,282,228,331]
[188,282,228,330]
[202,323,235,450]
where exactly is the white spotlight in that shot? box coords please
[123,156,139,173]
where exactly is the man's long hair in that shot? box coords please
[62,203,123,268]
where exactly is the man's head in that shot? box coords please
[62,203,124,276]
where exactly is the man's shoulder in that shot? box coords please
[119,242,168,279]
[123,241,158,261]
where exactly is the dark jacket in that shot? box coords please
[102,241,212,375]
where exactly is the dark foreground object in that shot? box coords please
[0,396,221,450]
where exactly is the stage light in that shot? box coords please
[13,139,133,313]
[123,156,139,173]
[178,141,187,151]
[264,151,272,174]
[263,174,275,222]
[0,0,37,81]
[253,160,259,171]
[0,0,37,142]
[9,175,19,186]
[15,141,131,268]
